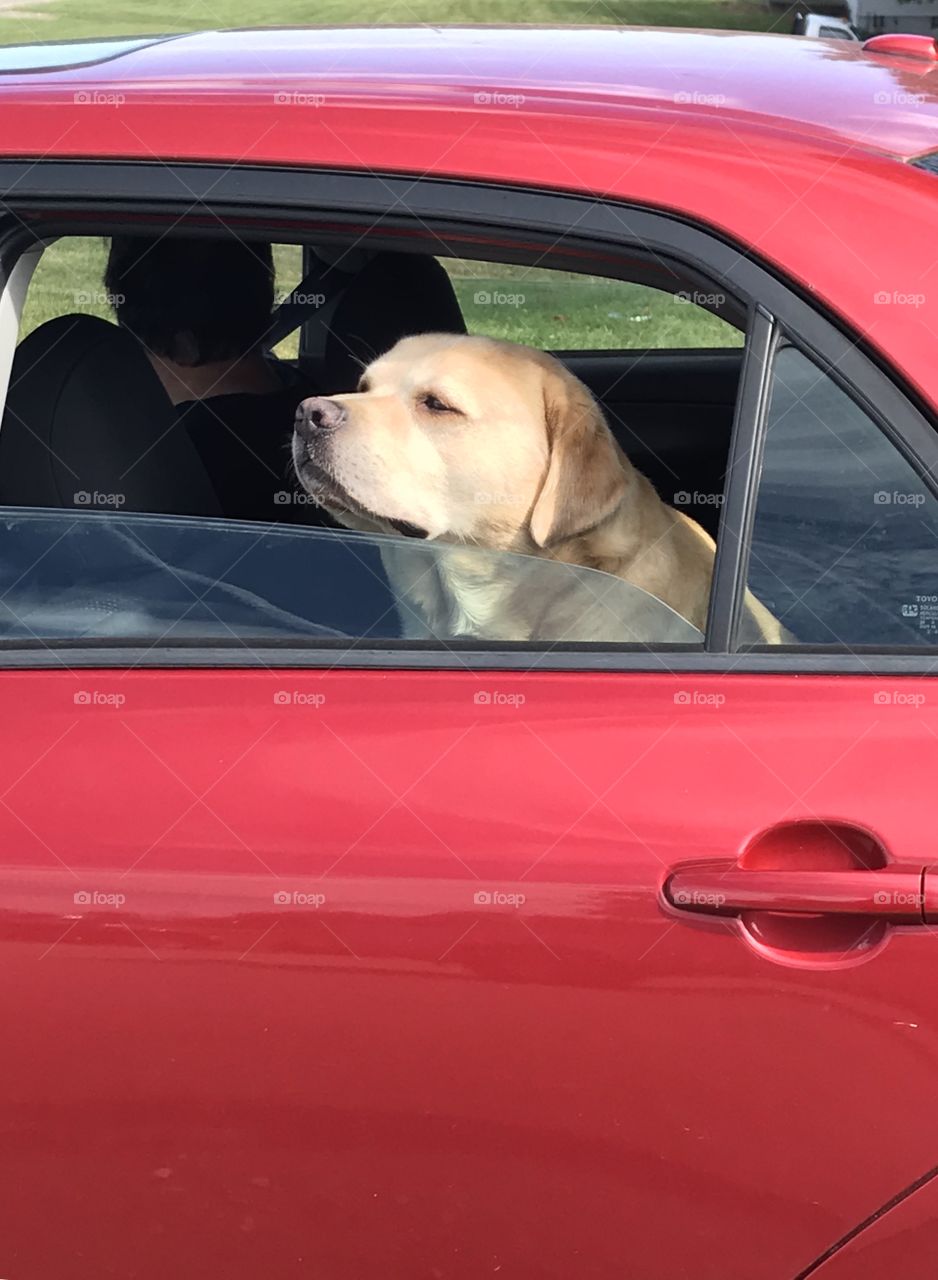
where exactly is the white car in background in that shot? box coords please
[792,11,861,38]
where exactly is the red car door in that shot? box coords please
[1,666,937,1280]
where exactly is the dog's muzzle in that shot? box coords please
[292,396,429,540]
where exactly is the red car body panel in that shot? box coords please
[0,26,937,1279]
[2,670,938,1278]
[0,28,937,404]
[806,1172,938,1277]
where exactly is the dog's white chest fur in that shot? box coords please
[437,553,513,637]
[382,543,518,640]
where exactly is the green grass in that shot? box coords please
[22,236,742,354]
[2,0,790,45]
[447,263,740,348]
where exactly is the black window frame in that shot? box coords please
[0,159,935,675]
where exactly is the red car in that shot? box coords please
[0,24,937,1279]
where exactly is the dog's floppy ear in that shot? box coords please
[530,360,628,548]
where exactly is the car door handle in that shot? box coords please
[665,865,927,921]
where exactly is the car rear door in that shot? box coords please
[2,182,938,1280]
[2,663,938,1280]
[3,358,938,1280]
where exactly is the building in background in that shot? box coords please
[773,0,938,36]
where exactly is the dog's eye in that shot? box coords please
[421,393,458,415]
[357,377,371,393]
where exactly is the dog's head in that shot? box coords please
[292,333,628,550]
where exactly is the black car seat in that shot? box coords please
[0,251,467,514]
[0,313,222,514]
[271,249,467,392]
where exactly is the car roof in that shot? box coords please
[2,26,937,406]
[0,26,937,160]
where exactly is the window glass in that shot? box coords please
[443,260,742,351]
[748,345,938,646]
[0,510,703,648]
[0,37,170,74]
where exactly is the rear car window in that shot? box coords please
[0,229,749,655]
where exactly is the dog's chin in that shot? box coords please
[384,518,430,540]
[293,457,430,541]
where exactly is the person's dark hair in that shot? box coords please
[104,234,275,366]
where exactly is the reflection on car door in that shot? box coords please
[1,667,937,1279]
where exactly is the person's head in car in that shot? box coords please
[104,233,322,525]
[104,233,282,405]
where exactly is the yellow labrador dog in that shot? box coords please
[292,333,786,644]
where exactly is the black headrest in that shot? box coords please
[0,314,221,515]
[320,251,466,392]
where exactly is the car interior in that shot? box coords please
[0,225,745,646]
[0,231,742,534]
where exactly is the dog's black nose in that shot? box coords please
[295,397,348,439]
